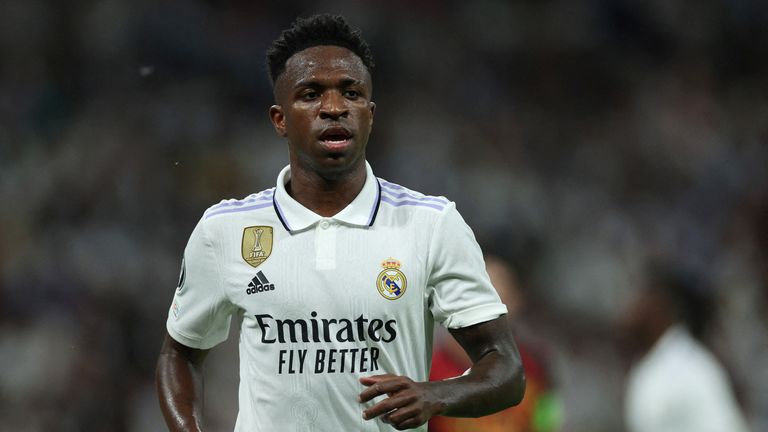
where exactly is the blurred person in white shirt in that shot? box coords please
[622,262,750,432]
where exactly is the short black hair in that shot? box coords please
[266,14,375,85]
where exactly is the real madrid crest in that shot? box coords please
[242,226,273,268]
[377,257,407,300]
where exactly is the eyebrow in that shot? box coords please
[293,77,363,90]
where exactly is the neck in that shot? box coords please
[636,320,673,358]
[287,161,366,217]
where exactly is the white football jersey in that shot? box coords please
[166,161,507,432]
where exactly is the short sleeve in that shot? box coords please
[166,217,235,349]
[427,203,507,328]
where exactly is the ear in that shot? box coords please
[269,105,287,137]
[368,101,376,127]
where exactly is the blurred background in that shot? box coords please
[1,0,766,431]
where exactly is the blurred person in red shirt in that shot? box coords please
[429,255,562,432]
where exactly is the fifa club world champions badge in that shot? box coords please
[242,226,273,268]
[377,257,407,300]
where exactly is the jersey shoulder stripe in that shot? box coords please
[204,188,276,219]
[378,179,450,211]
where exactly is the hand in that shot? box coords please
[358,374,444,430]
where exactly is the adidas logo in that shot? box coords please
[247,271,275,295]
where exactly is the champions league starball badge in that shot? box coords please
[376,257,407,300]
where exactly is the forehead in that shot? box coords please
[279,45,370,88]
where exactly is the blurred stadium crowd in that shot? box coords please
[1,1,766,431]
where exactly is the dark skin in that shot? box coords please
[359,317,525,429]
[621,287,677,359]
[269,45,375,216]
[156,45,525,431]
[156,335,208,432]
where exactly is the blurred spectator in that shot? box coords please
[622,263,750,432]
[429,255,562,432]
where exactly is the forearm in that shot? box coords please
[156,336,207,432]
[431,346,525,417]
[431,317,526,418]
[358,318,525,428]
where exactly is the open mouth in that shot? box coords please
[319,127,353,151]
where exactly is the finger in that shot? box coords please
[382,403,419,426]
[359,374,395,386]
[358,379,408,403]
[391,416,423,431]
[362,394,414,420]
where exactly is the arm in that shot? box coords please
[359,316,525,430]
[439,316,525,415]
[156,333,211,432]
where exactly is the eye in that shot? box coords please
[344,89,360,99]
[301,90,319,101]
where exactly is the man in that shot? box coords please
[623,263,749,432]
[156,14,525,431]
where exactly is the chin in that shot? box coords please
[315,156,363,178]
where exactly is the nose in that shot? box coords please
[319,91,349,120]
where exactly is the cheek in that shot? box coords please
[284,109,312,131]
[356,107,374,128]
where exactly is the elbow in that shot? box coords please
[491,341,526,409]
[489,358,525,413]
[490,354,527,411]
[509,363,526,406]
